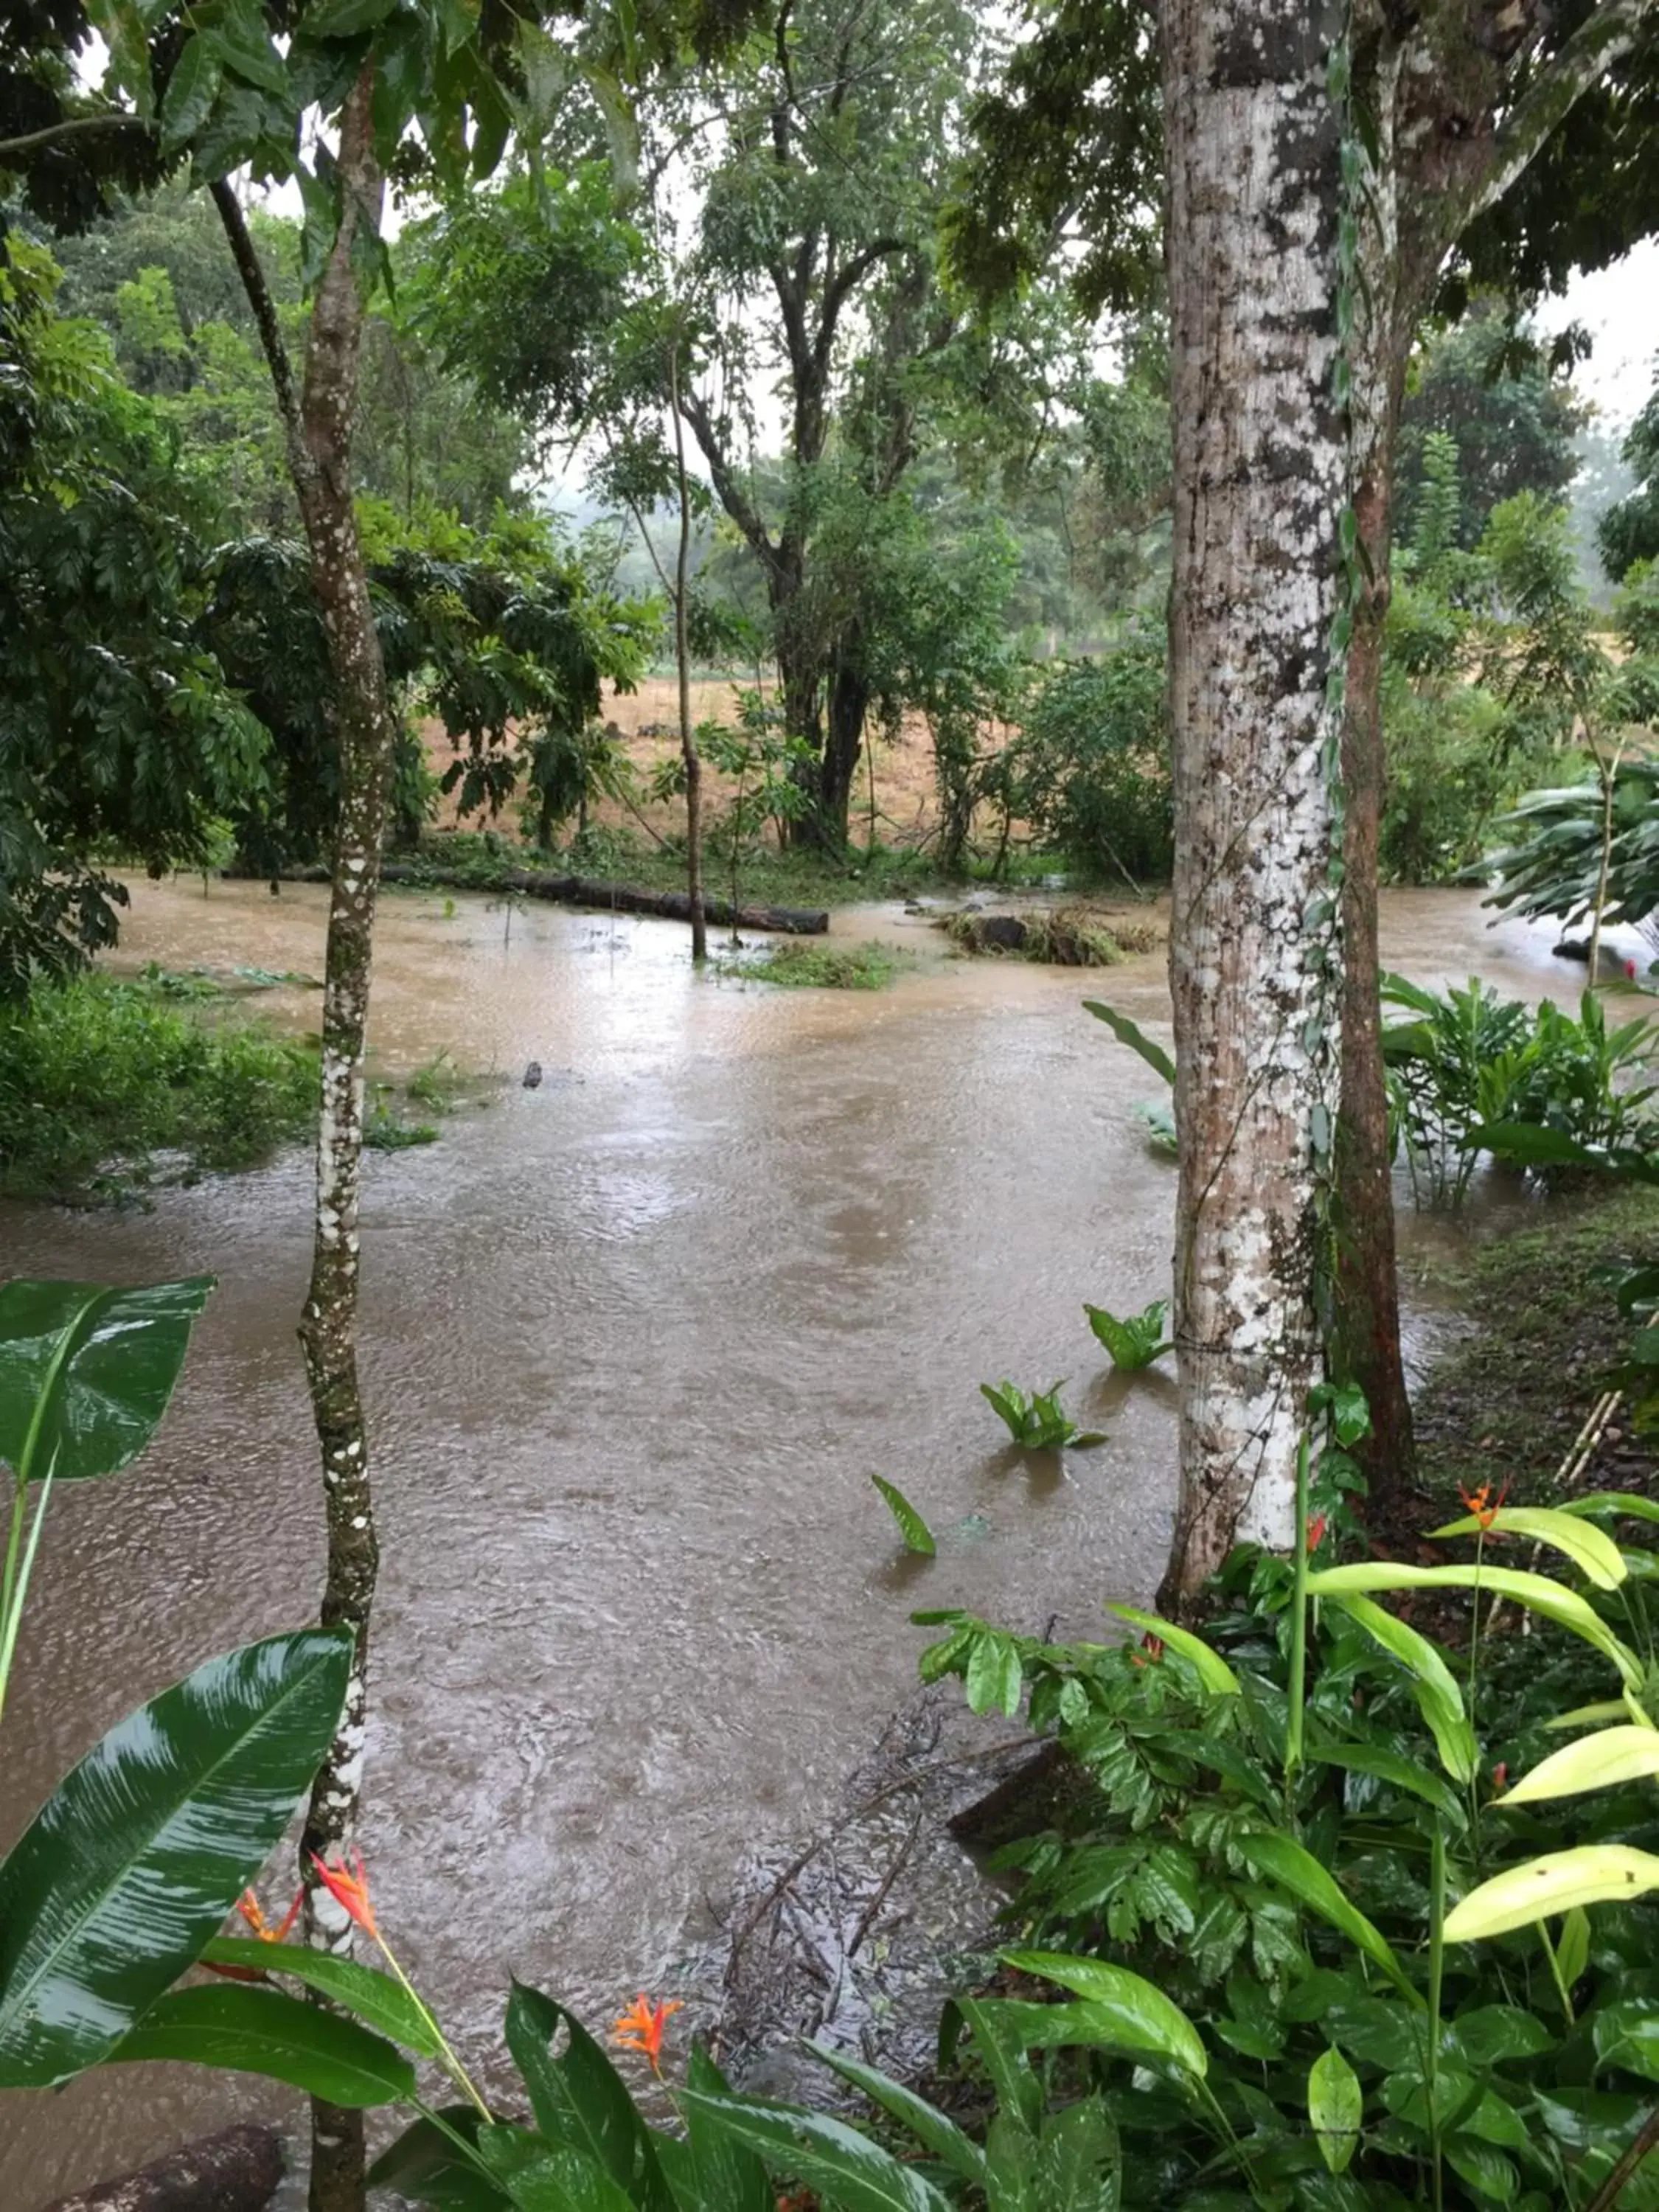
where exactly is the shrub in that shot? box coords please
[1012,630,1172,887]
[1382,973,1657,1206]
[0,971,315,1198]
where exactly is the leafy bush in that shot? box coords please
[908,1444,1659,2210]
[1012,630,1172,887]
[1085,1298,1172,1370]
[726,939,900,990]
[980,1380,1105,1450]
[0,971,315,1199]
[1382,973,1657,1206]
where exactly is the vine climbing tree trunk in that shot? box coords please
[212,73,392,2212]
[1158,0,1347,1604]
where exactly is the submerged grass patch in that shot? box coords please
[721,939,903,990]
[940,903,1160,965]
[0,970,317,1201]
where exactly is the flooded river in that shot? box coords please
[0,874,1604,2203]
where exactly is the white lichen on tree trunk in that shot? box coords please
[1160,0,1347,1600]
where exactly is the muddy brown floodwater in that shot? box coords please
[0,876,1620,2205]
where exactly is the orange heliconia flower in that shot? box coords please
[237,1885,303,1943]
[1458,1478,1511,1532]
[1492,1761,1509,1795]
[311,1848,378,1939]
[612,1993,684,2072]
[1307,1514,1328,1553]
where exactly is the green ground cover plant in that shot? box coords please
[0,969,316,1200]
[723,939,902,989]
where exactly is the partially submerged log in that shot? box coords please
[40,2125,282,2212]
[380,863,829,936]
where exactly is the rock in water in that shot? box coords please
[522,1061,543,1088]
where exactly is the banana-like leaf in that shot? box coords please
[807,2045,988,2186]
[1307,1562,1642,1687]
[678,2093,953,2212]
[1082,1002,1175,1085]
[998,1950,1208,2076]
[0,1627,352,2086]
[1237,1833,1419,2003]
[1324,1594,1476,1784]
[0,1276,215,1483]
[1427,1506,1626,1590]
[1446,1846,1659,1941]
[201,1937,442,2056]
[1102,1604,1239,1696]
[1562,1492,1659,1526]
[869,1476,936,1557]
[107,1982,416,2107]
[1548,1700,1637,1731]
[1498,1725,1659,1806]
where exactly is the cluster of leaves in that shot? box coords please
[0,1281,352,2104]
[0,968,315,1200]
[1382,973,1658,1208]
[1007,626,1172,889]
[0,232,267,993]
[1381,438,1615,886]
[908,1497,1659,2209]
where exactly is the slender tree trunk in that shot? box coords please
[668,343,706,963]
[212,81,391,2212]
[821,650,869,854]
[1332,73,1416,1511]
[1158,0,1346,1604]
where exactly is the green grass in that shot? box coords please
[0,971,317,1201]
[1412,1182,1659,1509]
[720,939,904,990]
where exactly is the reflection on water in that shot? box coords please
[0,874,1618,2203]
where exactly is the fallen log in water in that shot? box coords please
[40,2125,283,2212]
[378,863,830,936]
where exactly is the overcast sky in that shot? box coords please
[1547,238,1659,426]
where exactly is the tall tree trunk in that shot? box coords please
[668,343,706,963]
[1158,0,1347,1605]
[1332,70,1416,1510]
[212,79,391,2212]
[821,649,869,854]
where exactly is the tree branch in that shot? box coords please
[679,386,780,571]
[1457,0,1659,231]
[208,176,309,483]
[0,111,152,161]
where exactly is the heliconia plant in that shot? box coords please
[0,1279,352,2093]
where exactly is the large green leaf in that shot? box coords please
[0,1276,215,1484]
[1103,1604,1239,1695]
[1498,1723,1659,1806]
[0,1627,352,2087]
[1324,1594,1477,1784]
[201,1935,441,2056]
[660,2043,773,2212]
[477,2126,638,2212]
[678,2093,954,2212]
[997,1950,1208,2076]
[870,1475,936,1557]
[808,2044,989,2185]
[1307,1562,1642,1687]
[1237,1833,1419,2003]
[1082,1002,1175,1085]
[503,1983,675,2212]
[370,2110,510,2211]
[107,1982,415,2105]
[1444,1845,1659,1940]
[1427,1506,1627,1590]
